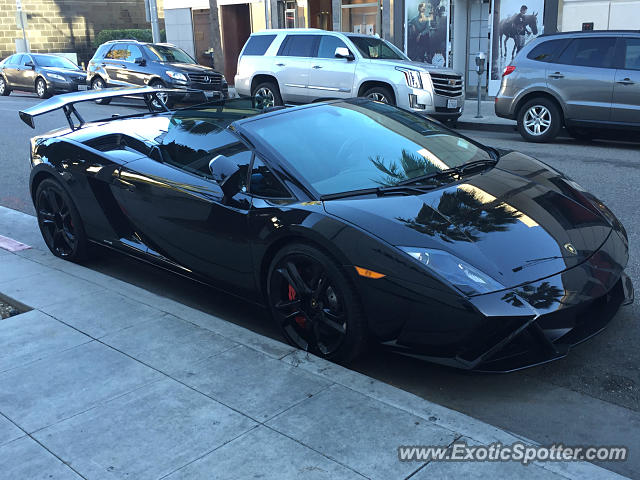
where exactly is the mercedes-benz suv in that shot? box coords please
[87,40,228,106]
[234,29,465,122]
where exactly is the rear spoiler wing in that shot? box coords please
[18,86,210,130]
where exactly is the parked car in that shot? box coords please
[495,30,640,142]
[86,39,228,106]
[235,29,465,123]
[19,88,632,371]
[0,53,86,98]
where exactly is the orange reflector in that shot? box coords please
[354,266,386,279]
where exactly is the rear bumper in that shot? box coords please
[495,94,516,119]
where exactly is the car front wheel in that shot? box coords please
[361,86,395,105]
[36,77,51,99]
[91,77,112,105]
[251,81,283,108]
[517,98,561,143]
[267,243,367,364]
[0,76,10,96]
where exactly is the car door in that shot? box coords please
[274,34,318,102]
[112,123,256,294]
[2,55,21,87]
[103,44,129,86]
[547,36,617,122]
[18,54,37,90]
[120,43,147,86]
[611,36,640,125]
[308,35,357,100]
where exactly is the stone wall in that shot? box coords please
[0,0,165,65]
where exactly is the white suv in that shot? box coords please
[235,29,465,122]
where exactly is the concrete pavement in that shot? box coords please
[0,205,628,479]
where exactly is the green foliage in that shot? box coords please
[93,29,166,48]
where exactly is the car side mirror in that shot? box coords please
[24,61,35,68]
[335,47,354,61]
[134,57,146,66]
[209,154,240,196]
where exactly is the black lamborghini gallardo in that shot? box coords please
[20,86,633,371]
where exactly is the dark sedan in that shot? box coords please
[0,53,86,98]
[19,87,633,372]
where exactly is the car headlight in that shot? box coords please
[396,67,422,89]
[398,247,504,296]
[46,73,65,81]
[166,71,187,82]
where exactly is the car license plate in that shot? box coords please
[447,99,457,109]
[77,85,88,91]
[204,90,215,97]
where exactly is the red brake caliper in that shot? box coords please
[288,284,306,327]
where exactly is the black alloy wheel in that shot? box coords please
[362,86,395,105]
[35,178,87,261]
[267,243,367,363]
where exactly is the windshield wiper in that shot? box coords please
[320,184,438,201]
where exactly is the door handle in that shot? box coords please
[312,65,323,69]
[616,78,634,85]
[276,63,285,67]
[548,72,564,79]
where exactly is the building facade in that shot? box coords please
[0,0,164,65]
[165,0,638,94]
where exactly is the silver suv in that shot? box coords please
[235,29,464,122]
[495,30,640,142]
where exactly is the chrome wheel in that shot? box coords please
[37,186,77,257]
[0,77,5,95]
[92,78,104,90]
[523,105,552,136]
[36,79,46,98]
[366,92,389,103]
[255,87,275,108]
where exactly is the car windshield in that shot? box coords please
[146,45,196,64]
[247,100,493,195]
[33,55,79,69]
[347,36,408,60]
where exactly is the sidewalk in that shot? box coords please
[0,205,626,480]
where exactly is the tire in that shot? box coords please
[566,126,593,142]
[91,77,111,105]
[517,97,562,143]
[35,77,51,99]
[0,76,10,96]
[35,178,88,262]
[267,243,367,364]
[149,80,173,110]
[251,81,283,108]
[361,85,396,105]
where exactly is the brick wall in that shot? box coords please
[0,0,165,65]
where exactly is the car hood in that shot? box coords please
[323,152,613,288]
[41,67,85,78]
[164,62,221,75]
[366,59,461,76]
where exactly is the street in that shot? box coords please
[1,93,639,478]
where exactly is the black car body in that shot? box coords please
[86,40,228,104]
[19,88,633,372]
[0,53,86,98]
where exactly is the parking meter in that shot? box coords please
[474,52,486,118]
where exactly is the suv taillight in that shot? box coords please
[502,65,516,76]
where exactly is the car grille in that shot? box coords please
[430,73,463,98]
[187,72,224,91]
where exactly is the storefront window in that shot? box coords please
[341,0,380,35]
[285,0,298,27]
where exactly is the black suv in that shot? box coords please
[87,40,228,106]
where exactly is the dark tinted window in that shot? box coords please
[277,35,318,57]
[526,39,568,63]
[623,38,640,70]
[243,35,277,55]
[316,35,348,59]
[557,37,616,68]
[249,157,290,198]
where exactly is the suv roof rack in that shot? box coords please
[105,38,145,43]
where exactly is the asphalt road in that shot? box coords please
[1,93,639,478]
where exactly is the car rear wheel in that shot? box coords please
[35,77,51,99]
[91,77,112,105]
[517,98,561,143]
[0,76,10,96]
[35,178,88,262]
[361,86,395,105]
[251,81,283,108]
[267,243,367,364]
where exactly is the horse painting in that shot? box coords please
[499,12,539,60]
